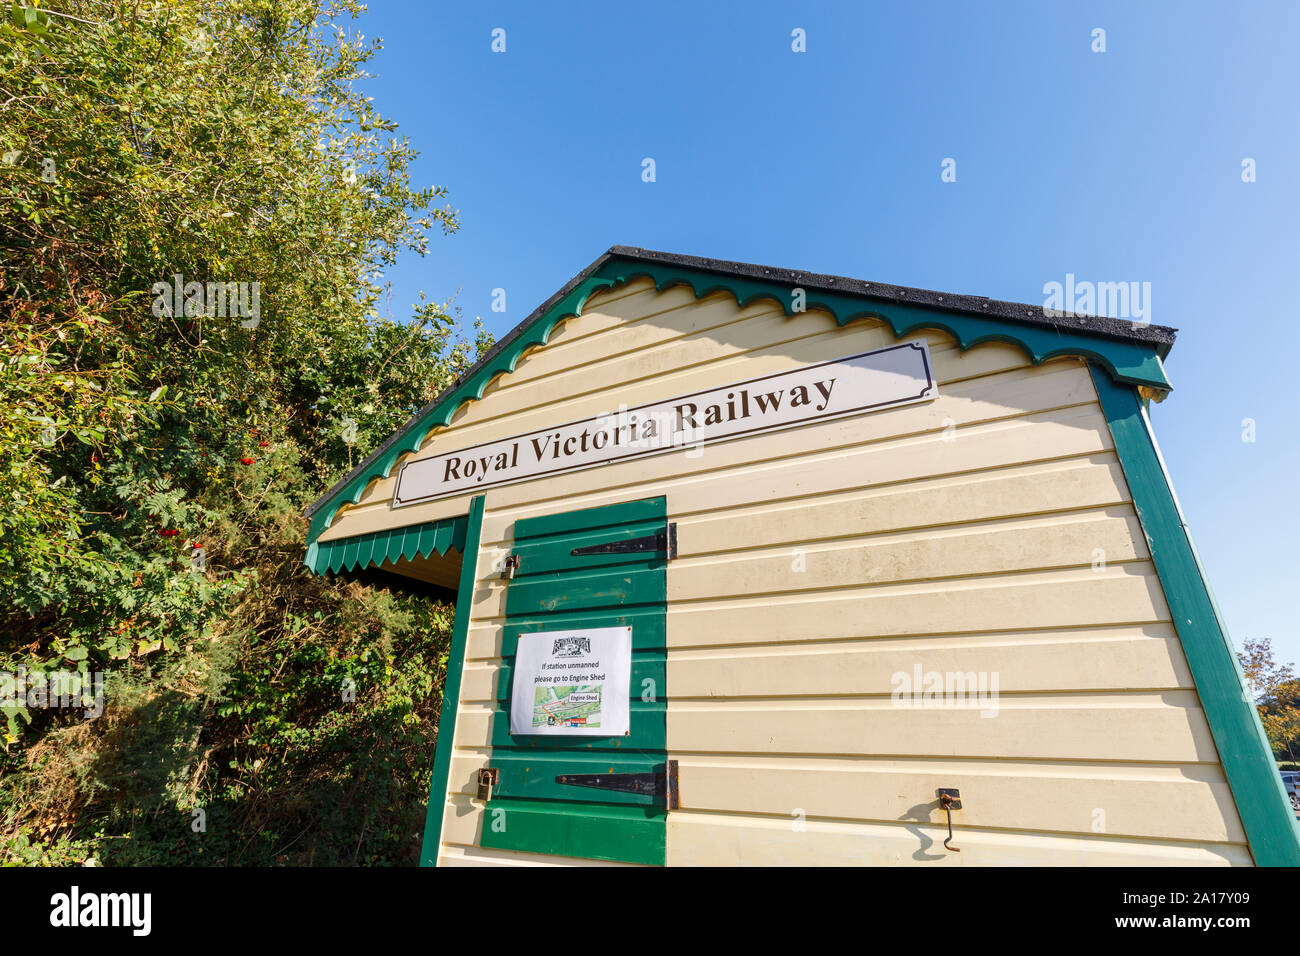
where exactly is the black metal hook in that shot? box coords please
[937,788,962,852]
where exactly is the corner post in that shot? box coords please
[1088,363,1300,866]
[420,494,487,866]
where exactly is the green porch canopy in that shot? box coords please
[304,514,469,576]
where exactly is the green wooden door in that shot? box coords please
[479,496,670,865]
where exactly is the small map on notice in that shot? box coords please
[534,684,602,728]
[510,626,632,737]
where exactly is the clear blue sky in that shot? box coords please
[356,1,1299,668]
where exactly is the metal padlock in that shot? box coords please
[476,767,499,801]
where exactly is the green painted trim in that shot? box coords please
[301,270,621,557]
[304,258,1170,553]
[601,259,1171,393]
[486,495,669,864]
[480,799,666,866]
[513,495,670,538]
[485,752,665,806]
[419,494,486,867]
[304,515,468,576]
[1088,364,1300,867]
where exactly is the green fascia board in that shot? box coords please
[420,494,486,867]
[1088,363,1300,867]
[304,258,1170,558]
[306,514,469,576]
[604,259,1171,392]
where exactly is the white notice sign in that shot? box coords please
[393,341,936,507]
[509,627,633,737]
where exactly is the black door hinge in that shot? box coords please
[555,759,679,809]
[571,523,677,560]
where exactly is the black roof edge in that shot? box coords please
[609,246,1177,350]
[306,245,1174,519]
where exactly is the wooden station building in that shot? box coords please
[303,246,1300,867]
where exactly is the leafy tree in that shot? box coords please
[0,0,488,864]
[1238,637,1300,763]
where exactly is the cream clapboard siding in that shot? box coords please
[317,278,1250,867]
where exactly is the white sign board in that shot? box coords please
[393,341,937,507]
[509,627,632,737]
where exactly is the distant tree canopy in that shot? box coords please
[0,0,489,864]
[1238,637,1300,763]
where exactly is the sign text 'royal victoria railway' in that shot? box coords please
[392,341,937,507]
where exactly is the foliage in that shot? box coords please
[0,0,487,864]
[1238,637,1300,763]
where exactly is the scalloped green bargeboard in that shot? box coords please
[303,257,1171,563]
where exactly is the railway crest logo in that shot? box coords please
[552,636,590,657]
